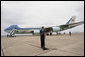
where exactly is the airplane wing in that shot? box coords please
[44,21,84,33]
[60,21,84,31]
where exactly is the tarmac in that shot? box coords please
[1,33,84,56]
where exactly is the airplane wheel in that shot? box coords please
[50,32,52,36]
[46,33,49,36]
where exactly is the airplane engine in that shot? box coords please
[33,30,40,34]
[52,26,61,32]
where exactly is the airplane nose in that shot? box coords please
[4,28,7,32]
[4,29,6,31]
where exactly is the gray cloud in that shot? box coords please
[1,1,84,35]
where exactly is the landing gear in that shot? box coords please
[46,32,52,36]
[46,33,49,36]
[50,32,52,36]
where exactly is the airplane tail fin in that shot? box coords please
[66,16,76,24]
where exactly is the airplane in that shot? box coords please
[4,16,84,37]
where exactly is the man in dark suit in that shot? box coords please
[40,26,48,50]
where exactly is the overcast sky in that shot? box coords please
[1,1,84,35]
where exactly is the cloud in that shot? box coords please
[1,1,84,35]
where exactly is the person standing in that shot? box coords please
[40,26,48,50]
[64,32,65,35]
[69,31,71,36]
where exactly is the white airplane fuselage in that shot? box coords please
[4,16,84,36]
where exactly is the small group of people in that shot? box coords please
[64,32,71,36]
